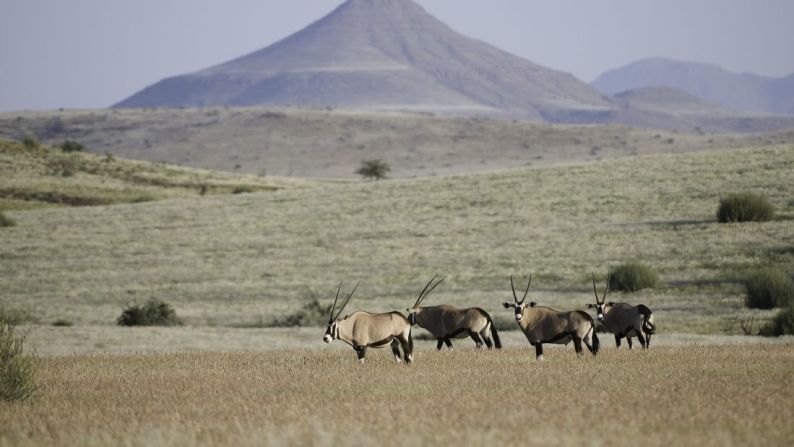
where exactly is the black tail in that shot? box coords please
[638,305,656,335]
[592,329,600,355]
[490,319,502,349]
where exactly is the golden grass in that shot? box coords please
[1,345,792,446]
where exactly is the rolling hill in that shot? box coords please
[592,58,794,116]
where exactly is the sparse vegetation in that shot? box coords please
[268,299,330,327]
[355,159,391,180]
[759,306,794,336]
[0,212,15,227]
[21,135,39,150]
[608,262,659,292]
[717,192,775,223]
[744,267,794,309]
[0,313,36,401]
[59,140,85,153]
[117,299,182,327]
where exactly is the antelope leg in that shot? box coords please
[436,339,444,351]
[469,330,484,348]
[635,331,647,349]
[614,334,622,349]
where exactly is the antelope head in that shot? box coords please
[322,281,359,343]
[406,275,446,325]
[586,272,613,322]
[502,274,535,322]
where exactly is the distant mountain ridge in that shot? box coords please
[115,0,613,120]
[592,58,794,116]
[115,1,794,132]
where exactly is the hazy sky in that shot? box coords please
[2,0,793,112]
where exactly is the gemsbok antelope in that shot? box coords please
[587,273,656,349]
[322,282,414,363]
[406,275,502,350]
[502,274,599,361]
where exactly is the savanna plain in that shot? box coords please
[1,130,794,446]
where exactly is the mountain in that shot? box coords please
[115,0,614,120]
[592,58,794,116]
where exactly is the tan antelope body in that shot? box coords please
[503,275,599,361]
[407,276,502,350]
[323,283,413,363]
[588,274,656,349]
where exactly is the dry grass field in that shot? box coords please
[1,345,793,446]
[1,144,793,350]
[2,107,794,178]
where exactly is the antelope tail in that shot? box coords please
[638,305,656,335]
[592,327,600,354]
[489,319,502,349]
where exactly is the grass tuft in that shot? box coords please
[608,262,659,292]
[0,313,37,401]
[717,192,775,223]
[117,299,183,327]
[744,267,794,309]
[0,212,15,227]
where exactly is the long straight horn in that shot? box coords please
[334,281,359,321]
[417,275,446,307]
[413,275,439,308]
[510,276,519,303]
[592,273,601,304]
[520,273,532,304]
[329,281,343,322]
[602,270,610,302]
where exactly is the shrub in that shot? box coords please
[608,262,659,292]
[759,307,794,336]
[717,193,774,223]
[117,299,182,326]
[0,212,15,228]
[232,186,253,194]
[59,140,85,153]
[355,159,391,180]
[744,267,794,309]
[51,319,73,327]
[0,315,37,401]
[21,135,39,149]
[269,299,331,327]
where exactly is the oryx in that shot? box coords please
[502,274,599,361]
[406,275,502,350]
[587,273,656,349]
[322,282,414,363]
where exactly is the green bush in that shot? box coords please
[717,193,775,223]
[21,135,39,150]
[51,319,73,327]
[0,212,15,228]
[355,159,391,180]
[117,299,182,326]
[0,315,37,401]
[269,299,331,327]
[744,267,794,309]
[59,140,85,153]
[232,186,253,194]
[759,307,794,336]
[608,262,659,292]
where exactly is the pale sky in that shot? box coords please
[1,0,793,112]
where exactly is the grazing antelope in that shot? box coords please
[587,273,656,349]
[502,275,599,361]
[406,275,502,350]
[322,282,414,363]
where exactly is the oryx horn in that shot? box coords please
[511,274,532,304]
[414,275,446,308]
[330,281,359,322]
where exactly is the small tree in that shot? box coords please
[355,159,391,180]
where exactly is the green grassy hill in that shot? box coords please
[1,143,792,340]
[0,139,305,211]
